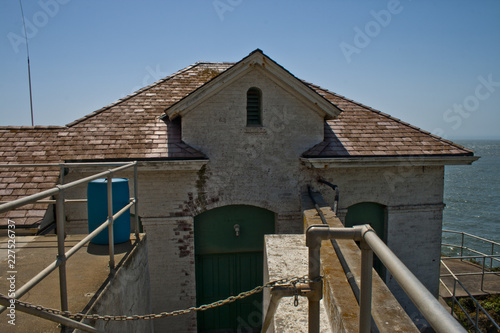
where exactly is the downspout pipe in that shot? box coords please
[317,178,339,215]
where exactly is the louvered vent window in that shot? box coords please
[246,87,262,126]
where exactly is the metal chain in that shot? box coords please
[0,275,319,322]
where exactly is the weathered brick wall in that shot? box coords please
[142,216,196,332]
[181,68,324,231]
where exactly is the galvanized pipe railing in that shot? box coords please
[306,224,373,333]
[0,161,138,323]
[107,174,115,271]
[307,185,380,332]
[305,224,467,333]
[0,198,135,312]
[442,229,500,268]
[55,190,68,313]
[0,162,135,214]
[440,260,500,332]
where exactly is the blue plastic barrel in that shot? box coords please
[87,178,131,244]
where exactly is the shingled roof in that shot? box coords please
[0,52,474,227]
[0,62,230,226]
[303,84,473,157]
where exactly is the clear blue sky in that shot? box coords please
[1,0,499,139]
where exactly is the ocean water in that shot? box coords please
[442,140,500,260]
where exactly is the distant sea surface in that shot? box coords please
[442,140,500,257]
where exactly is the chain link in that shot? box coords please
[0,275,320,322]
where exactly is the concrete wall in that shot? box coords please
[79,235,153,333]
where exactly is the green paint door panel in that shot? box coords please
[195,205,275,332]
[196,252,263,332]
[345,202,386,278]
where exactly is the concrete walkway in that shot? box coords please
[439,258,500,298]
[0,234,134,332]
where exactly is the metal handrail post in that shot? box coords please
[481,257,486,291]
[460,232,465,261]
[107,174,115,272]
[308,245,321,333]
[475,305,480,331]
[59,164,65,186]
[359,240,373,333]
[134,163,140,240]
[55,189,69,314]
[451,279,457,316]
[491,243,495,269]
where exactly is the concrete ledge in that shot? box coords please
[302,192,419,332]
[264,234,331,332]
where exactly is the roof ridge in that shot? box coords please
[194,61,236,65]
[307,82,473,153]
[65,62,205,128]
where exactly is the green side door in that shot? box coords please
[345,202,387,279]
[195,205,275,332]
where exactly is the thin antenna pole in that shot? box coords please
[18,0,34,127]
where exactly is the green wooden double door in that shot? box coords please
[195,205,275,333]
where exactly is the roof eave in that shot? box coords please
[300,155,480,168]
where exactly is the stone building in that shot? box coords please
[0,49,477,332]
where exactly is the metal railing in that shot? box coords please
[0,162,139,332]
[442,230,500,291]
[300,224,467,333]
[440,260,500,332]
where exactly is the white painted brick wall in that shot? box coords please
[142,217,196,333]
[181,68,323,228]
